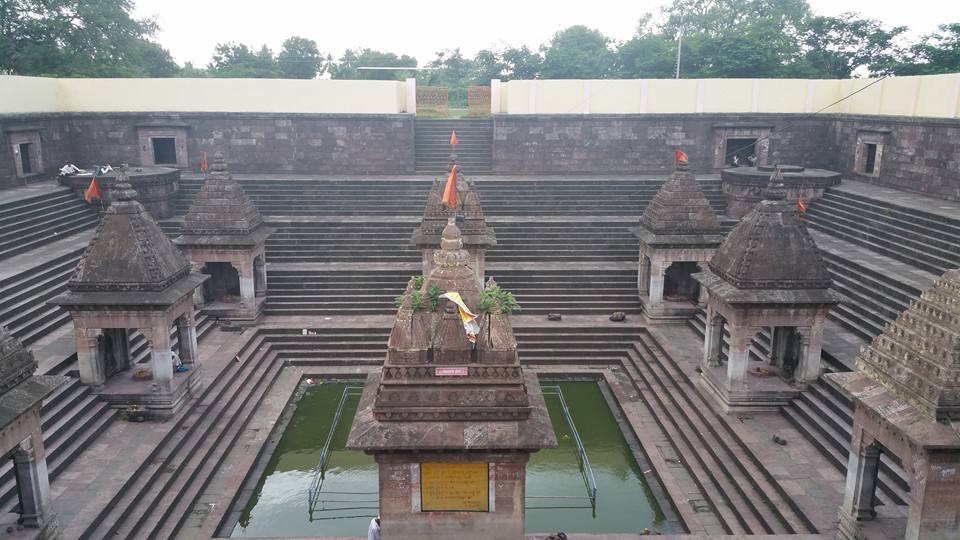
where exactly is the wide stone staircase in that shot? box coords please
[415,118,493,173]
[0,185,99,260]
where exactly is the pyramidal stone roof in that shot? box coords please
[854,267,960,422]
[68,165,191,293]
[639,161,721,235]
[411,154,495,247]
[708,168,832,291]
[181,152,265,237]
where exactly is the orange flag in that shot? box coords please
[675,149,689,167]
[441,165,458,208]
[798,195,807,213]
[84,177,101,203]
[450,131,459,146]
[200,152,209,172]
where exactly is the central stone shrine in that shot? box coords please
[349,220,555,540]
[721,164,841,218]
[411,153,495,281]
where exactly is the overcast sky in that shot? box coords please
[132,0,954,68]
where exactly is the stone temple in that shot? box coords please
[0,72,959,540]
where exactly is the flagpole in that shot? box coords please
[675,12,685,79]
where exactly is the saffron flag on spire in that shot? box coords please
[675,149,689,167]
[798,195,807,214]
[200,152,209,172]
[450,130,459,146]
[83,177,101,203]
[440,292,479,343]
[441,164,458,208]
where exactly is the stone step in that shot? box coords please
[825,189,960,237]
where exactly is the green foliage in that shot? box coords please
[478,285,521,315]
[412,275,425,289]
[0,0,177,77]
[278,36,324,79]
[540,25,616,79]
[409,291,423,313]
[208,43,282,78]
[427,284,442,312]
[892,23,960,75]
[328,48,417,80]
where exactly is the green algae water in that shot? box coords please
[232,381,669,537]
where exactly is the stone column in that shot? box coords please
[637,248,650,296]
[237,262,256,309]
[177,315,199,367]
[12,432,53,530]
[795,322,824,384]
[904,450,960,540]
[725,325,753,390]
[649,257,665,307]
[191,262,206,307]
[254,254,267,298]
[145,324,173,393]
[702,310,724,368]
[837,430,880,539]
[769,326,787,367]
[75,328,104,388]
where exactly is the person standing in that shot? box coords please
[367,517,381,540]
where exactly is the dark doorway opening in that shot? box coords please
[663,262,701,303]
[18,143,32,174]
[725,138,757,166]
[864,143,877,174]
[152,137,178,165]
[203,262,240,303]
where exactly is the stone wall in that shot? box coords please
[830,115,960,201]
[0,112,415,187]
[491,114,834,175]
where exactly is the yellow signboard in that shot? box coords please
[420,462,489,512]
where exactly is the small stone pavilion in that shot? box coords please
[350,219,554,540]
[694,168,839,412]
[411,154,495,280]
[174,152,272,322]
[830,268,960,540]
[633,153,723,318]
[0,328,65,536]
[53,165,207,418]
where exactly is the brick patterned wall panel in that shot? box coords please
[467,86,491,117]
[416,87,449,116]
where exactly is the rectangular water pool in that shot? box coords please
[230,380,672,537]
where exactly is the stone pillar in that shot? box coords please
[192,262,206,307]
[904,450,960,540]
[649,257,665,307]
[637,248,650,296]
[795,322,824,384]
[837,431,880,539]
[769,326,787,367]
[725,325,753,390]
[145,324,173,393]
[703,311,724,368]
[75,328,104,388]
[177,315,199,367]
[254,255,267,298]
[237,262,255,308]
[12,432,53,530]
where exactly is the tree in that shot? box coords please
[540,26,615,78]
[0,0,179,77]
[208,43,280,78]
[277,36,324,79]
[501,46,542,79]
[792,13,907,78]
[328,48,417,80]
[893,23,960,75]
[615,34,676,78]
[471,49,506,82]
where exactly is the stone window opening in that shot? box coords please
[663,262,702,304]
[863,143,878,174]
[18,143,33,174]
[725,138,757,166]
[7,130,44,179]
[151,137,178,165]
[854,130,887,179]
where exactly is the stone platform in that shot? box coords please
[63,166,180,219]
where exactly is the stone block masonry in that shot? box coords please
[0,112,415,187]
